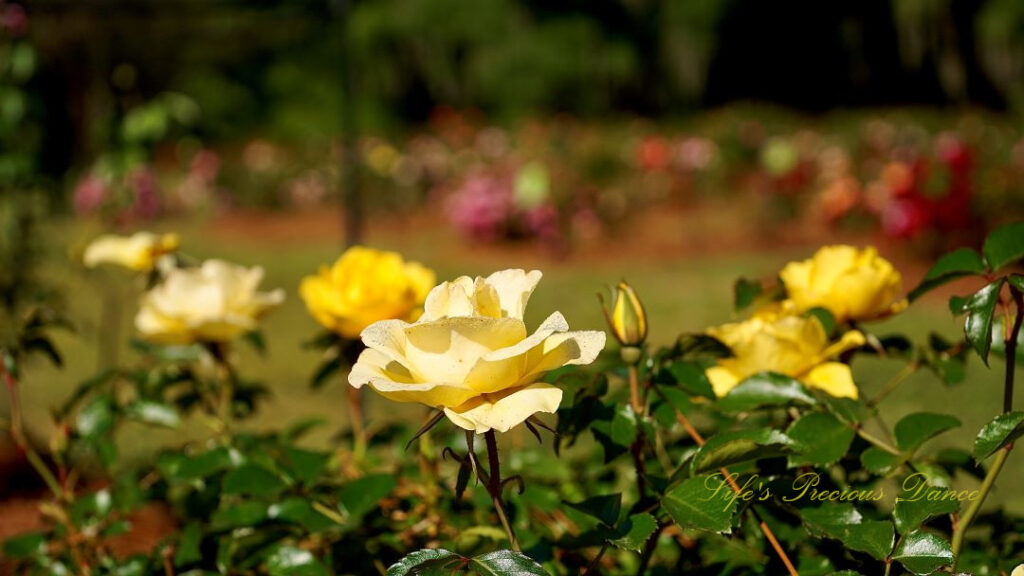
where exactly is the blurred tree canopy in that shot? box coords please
[22,0,1024,177]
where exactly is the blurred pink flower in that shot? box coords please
[446,173,513,241]
[72,175,107,215]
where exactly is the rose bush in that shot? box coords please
[3,230,1024,576]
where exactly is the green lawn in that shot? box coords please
[12,215,1022,514]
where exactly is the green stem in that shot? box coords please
[951,445,1011,567]
[2,357,65,499]
[855,427,902,456]
[868,361,919,407]
[483,430,519,551]
[951,286,1022,568]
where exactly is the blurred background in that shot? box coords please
[1,0,1023,539]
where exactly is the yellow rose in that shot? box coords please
[706,314,865,399]
[136,259,284,344]
[83,232,179,272]
[779,245,908,322]
[299,246,435,339]
[349,269,606,433]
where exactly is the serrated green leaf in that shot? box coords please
[786,412,855,467]
[609,513,657,552]
[963,279,1004,364]
[800,503,894,560]
[222,464,287,498]
[893,484,959,534]
[564,493,622,527]
[891,530,952,574]
[972,411,1024,462]
[662,475,737,534]
[894,412,961,452]
[339,474,397,520]
[690,428,796,474]
[469,550,549,576]
[861,447,903,475]
[982,221,1024,271]
[716,372,817,412]
[386,549,462,576]
[909,248,986,301]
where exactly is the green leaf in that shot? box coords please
[800,503,894,560]
[386,549,462,576]
[268,498,339,532]
[662,475,737,534]
[666,361,715,398]
[211,501,267,530]
[3,532,46,558]
[891,530,953,575]
[716,372,817,412]
[339,473,397,520]
[222,464,287,498]
[158,447,236,480]
[469,550,549,576]
[982,220,1024,271]
[243,330,266,356]
[816,393,870,425]
[564,493,622,527]
[310,357,340,389]
[786,412,855,467]
[265,546,329,576]
[894,412,961,452]
[805,307,837,335]
[76,394,116,439]
[734,277,763,311]
[893,486,959,534]
[280,447,329,485]
[127,400,180,428]
[174,523,202,567]
[963,279,1004,365]
[861,448,903,475]
[908,248,986,301]
[972,411,1024,462]
[609,513,658,552]
[690,428,796,474]
[609,405,638,447]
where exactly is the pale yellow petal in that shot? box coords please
[444,384,562,433]
[803,362,859,399]
[402,317,526,383]
[706,365,741,397]
[484,269,543,319]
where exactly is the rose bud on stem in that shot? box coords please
[600,281,648,415]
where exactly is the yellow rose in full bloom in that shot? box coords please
[83,232,179,272]
[706,313,865,399]
[349,269,606,433]
[300,247,435,339]
[136,259,285,344]
[779,245,907,322]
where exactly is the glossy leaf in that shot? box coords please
[800,503,894,560]
[861,448,903,475]
[893,488,959,534]
[222,464,287,498]
[386,549,462,576]
[469,550,549,576]
[891,530,953,575]
[127,400,180,428]
[894,412,961,452]
[716,372,817,412]
[963,279,1004,365]
[786,412,855,467]
[564,493,622,527]
[76,394,116,439]
[690,428,796,474]
[972,411,1024,462]
[666,361,715,398]
[982,220,1024,271]
[609,513,658,552]
[609,405,638,447]
[265,546,329,576]
[174,523,202,567]
[662,475,737,534]
[908,247,986,301]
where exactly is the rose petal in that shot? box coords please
[444,383,562,433]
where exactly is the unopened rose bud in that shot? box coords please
[601,281,647,360]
